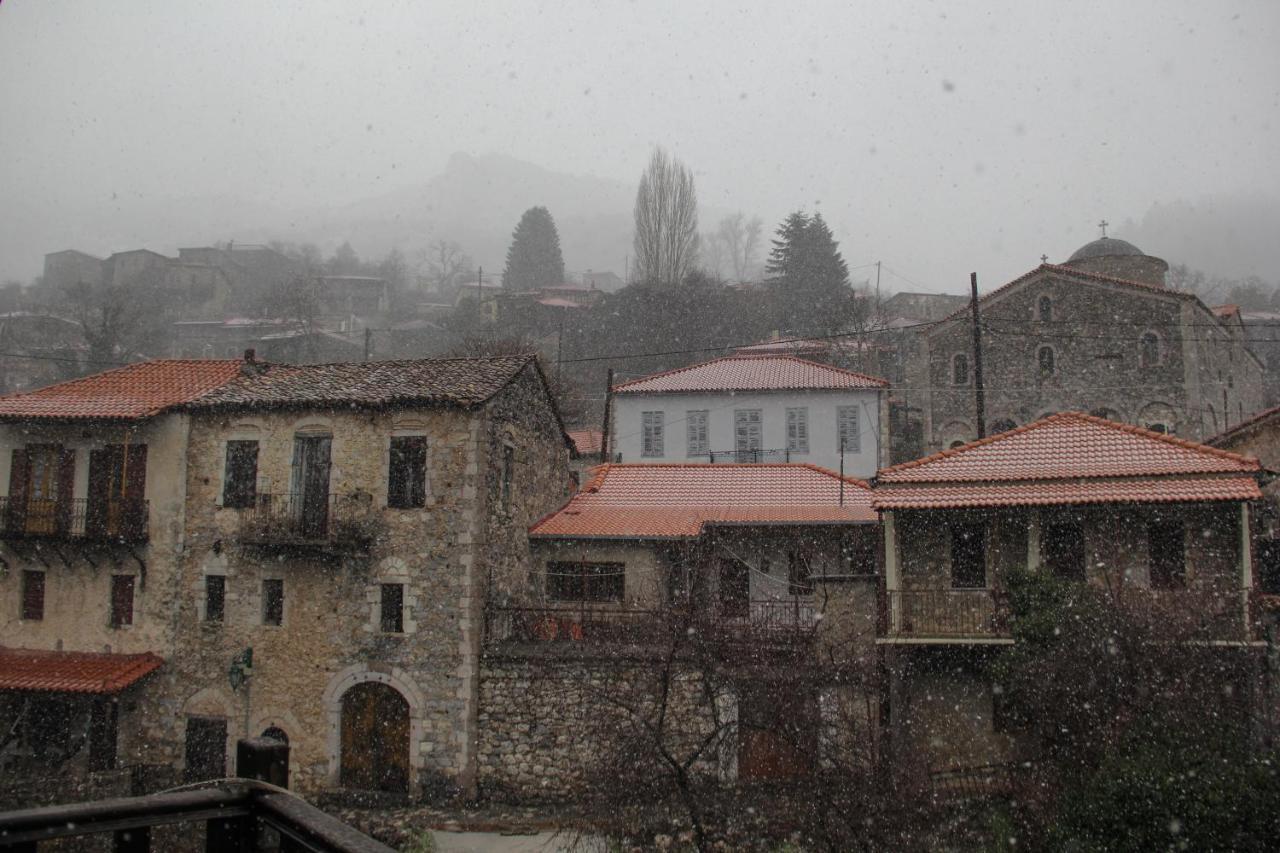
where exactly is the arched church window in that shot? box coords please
[952,353,969,386]
[1090,408,1121,422]
[1038,295,1052,323]
[989,418,1017,434]
[1037,346,1055,375]
[1140,332,1160,368]
[1148,423,1168,434]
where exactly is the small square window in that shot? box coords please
[262,578,284,626]
[110,575,135,628]
[204,575,226,623]
[22,570,45,621]
[380,583,404,633]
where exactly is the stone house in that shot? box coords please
[905,237,1265,454]
[609,355,890,478]
[0,359,246,785]
[1209,403,1280,593]
[168,354,571,799]
[480,462,883,796]
[871,412,1264,772]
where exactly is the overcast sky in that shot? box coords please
[2,0,1278,290]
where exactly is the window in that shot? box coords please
[837,406,860,453]
[222,440,259,508]
[387,436,427,508]
[500,444,515,508]
[547,561,624,602]
[952,353,969,386]
[1148,520,1185,589]
[641,411,664,457]
[87,443,148,540]
[989,418,1017,434]
[1140,332,1160,368]
[734,409,762,459]
[204,575,225,623]
[262,578,284,626]
[1037,295,1052,323]
[950,524,986,588]
[1037,346,1055,375]
[788,551,813,596]
[110,575,135,628]
[21,570,44,621]
[380,583,404,633]
[1044,522,1085,581]
[686,410,709,456]
[184,716,227,783]
[786,407,809,454]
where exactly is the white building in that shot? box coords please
[609,355,890,478]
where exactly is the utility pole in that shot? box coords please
[874,260,882,309]
[970,271,986,439]
[599,368,614,464]
[363,326,372,362]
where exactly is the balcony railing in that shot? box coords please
[705,448,793,464]
[238,492,378,552]
[486,600,818,645]
[882,589,1009,639]
[0,496,149,543]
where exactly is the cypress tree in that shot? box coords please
[766,211,852,333]
[502,206,566,291]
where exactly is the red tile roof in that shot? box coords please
[612,355,887,394]
[531,463,876,539]
[568,429,603,456]
[873,412,1261,510]
[1207,404,1280,448]
[0,359,244,421]
[0,647,162,694]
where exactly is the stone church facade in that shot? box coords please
[902,236,1265,454]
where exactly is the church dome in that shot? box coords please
[1067,237,1145,262]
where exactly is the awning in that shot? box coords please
[0,647,162,694]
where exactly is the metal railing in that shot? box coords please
[238,492,378,551]
[705,448,792,464]
[0,497,149,543]
[930,762,1030,801]
[486,600,818,644]
[0,780,394,852]
[882,589,1009,639]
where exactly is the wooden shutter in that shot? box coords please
[86,448,110,538]
[110,575,135,627]
[6,448,28,532]
[123,445,147,539]
[22,570,44,620]
[56,447,76,535]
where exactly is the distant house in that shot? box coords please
[610,355,890,478]
[579,270,624,292]
[41,250,103,290]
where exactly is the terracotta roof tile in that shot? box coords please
[189,355,535,411]
[532,463,876,539]
[1207,403,1280,447]
[878,412,1259,483]
[568,429,603,456]
[612,355,887,394]
[0,647,162,694]
[0,359,243,421]
[873,477,1261,510]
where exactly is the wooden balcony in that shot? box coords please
[0,497,149,544]
[237,492,379,554]
[485,599,818,647]
[880,589,1010,642]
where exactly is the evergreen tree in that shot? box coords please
[502,206,566,291]
[766,211,852,333]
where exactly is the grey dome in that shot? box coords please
[1067,237,1145,262]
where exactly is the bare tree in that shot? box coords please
[633,148,700,286]
[417,240,473,295]
[719,213,765,282]
[63,266,170,364]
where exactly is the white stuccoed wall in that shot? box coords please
[611,388,884,478]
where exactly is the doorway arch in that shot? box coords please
[339,682,410,793]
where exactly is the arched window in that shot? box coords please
[1143,333,1161,366]
[1037,346,1055,375]
[1090,408,1121,422]
[952,353,969,386]
[1148,423,1168,434]
[261,726,289,745]
[1038,295,1052,323]
[949,440,966,449]
[989,418,1017,434]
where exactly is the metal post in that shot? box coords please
[970,272,986,438]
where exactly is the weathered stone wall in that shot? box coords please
[158,364,569,798]
[914,271,1261,451]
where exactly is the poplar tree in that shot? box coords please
[501,206,566,291]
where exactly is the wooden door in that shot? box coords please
[737,684,815,782]
[291,435,331,537]
[184,716,227,783]
[340,682,409,793]
[719,558,750,618]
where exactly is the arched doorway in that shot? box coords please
[339,682,409,793]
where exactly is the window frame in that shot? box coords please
[686,410,709,457]
[21,569,45,621]
[951,353,969,386]
[837,405,861,453]
[1037,295,1052,323]
[641,411,665,457]
[204,574,226,623]
[500,443,515,509]
[1139,331,1161,368]
[546,561,625,603]
[734,409,763,456]
[221,440,259,509]
[387,435,428,509]
[1037,345,1056,376]
[262,577,285,626]
[109,574,135,628]
[1148,519,1186,590]
[379,582,405,633]
[785,407,810,454]
[950,524,987,589]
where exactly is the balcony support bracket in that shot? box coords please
[127,547,147,588]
